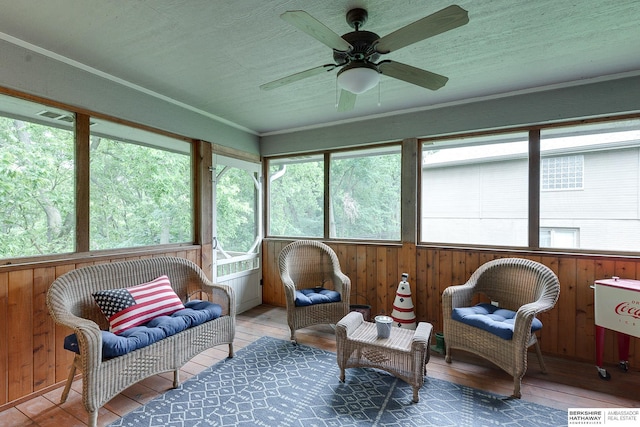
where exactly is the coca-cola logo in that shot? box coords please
[614,301,640,320]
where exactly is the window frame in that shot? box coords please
[0,91,200,265]
[0,95,77,259]
[264,142,403,242]
[88,118,194,251]
[419,131,530,248]
[418,116,640,255]
[266,152,326,239]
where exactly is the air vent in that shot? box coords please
[37,110,65,120]
[36,110,95,126]
[36,110,74,123]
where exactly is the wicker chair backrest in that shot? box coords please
[471,258,559,312]
[279,240,341,291]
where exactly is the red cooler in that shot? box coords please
[593,278,640,379]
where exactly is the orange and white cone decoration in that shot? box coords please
[390,273,417,330]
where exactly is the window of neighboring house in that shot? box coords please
[0,95,75,258]
[89,119,193,250]
[329,145,401,240]
[421,132,529,246]
[540,119,640,252]
[267,154,324,238]
[541,155,584,191]
[540,227,579,248]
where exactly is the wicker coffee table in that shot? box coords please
[335,311,432,402]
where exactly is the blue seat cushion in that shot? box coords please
[294,288,341,307]
[451,303,543,340]
[64,300,222,359]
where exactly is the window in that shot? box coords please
[330,146,401,240]
[0,95,75,258]
[89,119,192,250]
[541,155,583,190]
[540,119,640,252]
[268,155,324,237]
[267,146,402,241]
[421,132,529,246]
[540,227,579,248]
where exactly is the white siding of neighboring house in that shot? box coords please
[422,146,640,252]
[422,158,529,246]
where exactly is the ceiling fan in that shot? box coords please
[260,5,469,112]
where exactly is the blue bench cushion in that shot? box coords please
[295,288,341,307]
[64,300,222,359]
[451,303,543,340]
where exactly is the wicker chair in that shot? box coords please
[278,240,351,342]
[442,258,560,398]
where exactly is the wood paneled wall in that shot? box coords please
[3,240,638,408]
[263,239,639,369]
[0,248,201,409]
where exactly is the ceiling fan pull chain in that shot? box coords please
[378,81,381,106]
[335,79,339,108]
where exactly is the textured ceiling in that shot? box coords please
[1,0,639,136]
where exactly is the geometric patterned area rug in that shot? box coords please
[108,336,567,427]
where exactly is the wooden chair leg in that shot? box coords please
[88,410,98,427]
[228,342,234,358]
[173,369,180,388]
[60,360,77,403]
[534,338,547,373]
[512,377,522,399]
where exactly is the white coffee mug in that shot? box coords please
[375,315,393,338]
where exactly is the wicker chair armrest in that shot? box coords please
[442,282,476,315]
[202,282,236,318]
[49,307,103,371]
[332,271,351,299]
[523,296,556,314]
[514,291,560,342]
[511,303,539,343]
[73,320,104,371]
[513,291,558,339]
[279,272,297,301]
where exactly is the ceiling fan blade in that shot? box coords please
[378,61,448,90]
[281,10,353,52]
[374,5,469,54]
[260,64,336,91]
[337,89,356,112]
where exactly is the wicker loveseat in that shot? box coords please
[46,256,235,427]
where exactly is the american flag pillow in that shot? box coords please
[93,275,185,335]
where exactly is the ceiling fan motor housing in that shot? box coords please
[333,30,381,64]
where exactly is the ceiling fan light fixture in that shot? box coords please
[337,62,380,94]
